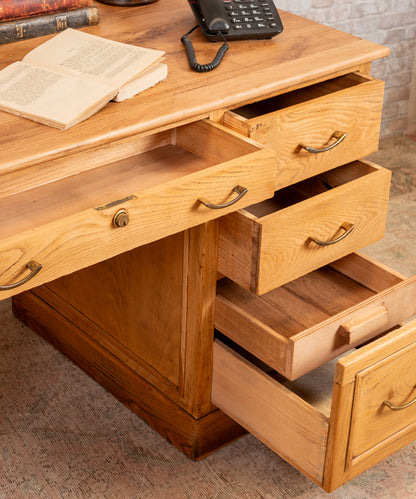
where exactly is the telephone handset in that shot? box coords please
[193,0,231,35]
[181,0,283,72]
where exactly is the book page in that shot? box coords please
[23,28,165,90]
[0,61,116,129]
[113,63,168,102]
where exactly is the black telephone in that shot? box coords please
[182,0,283,72]
[188,0,283,41]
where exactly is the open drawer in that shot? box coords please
[212,319,416,492]
[223,73,384,190]
[218,160,391,295]
[216,252,416,379]
[0,120,275,300]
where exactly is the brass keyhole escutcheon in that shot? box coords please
[112,208,130,228]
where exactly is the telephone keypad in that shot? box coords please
[189,0,283,41]
[222,0,282,38]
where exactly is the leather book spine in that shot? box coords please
[0,7,100,45]
[0,0,93,21]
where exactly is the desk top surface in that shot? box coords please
[0,0,389,177]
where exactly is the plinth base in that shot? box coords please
[12,287,245,460]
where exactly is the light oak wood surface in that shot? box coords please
[224,73,385,189]
[328,321,416,490]
[0,1,389,180]
[212,340,329,484]
[36,222,221,419]
[352,343,416,457]
[216,253,416,379]
[12,280,248,461]
[218,160,391,294]
[0,121,274,299]
[5,2,411,490]
[213,320,416,491]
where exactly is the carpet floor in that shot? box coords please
[1,136,416,498]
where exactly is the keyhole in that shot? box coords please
[113,209,130,228]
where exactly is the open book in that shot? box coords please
[0,28,167,129]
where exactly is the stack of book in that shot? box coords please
[0,0,99,45]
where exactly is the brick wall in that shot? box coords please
[274,0,416,137]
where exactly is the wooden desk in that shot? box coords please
[2,1,416,492]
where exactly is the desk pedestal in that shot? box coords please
[12,223,245,459]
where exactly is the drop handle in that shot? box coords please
[309,222,355,247]
[299,131,347,154]
[0,260,42,291]
[198,185,248,209]
[384,387,416,411]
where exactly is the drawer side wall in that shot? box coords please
[212,341,329,485]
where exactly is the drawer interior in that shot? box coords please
[242,160,379,219]
[212,338,331,485]
[0,119,275,301]
[0,120,260,240]
[216,330,340,418]
[216,253,416,379]
[229,73,371,121]
[213,320,416,491]
[218,263,377,340]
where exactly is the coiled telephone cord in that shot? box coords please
[181,26,229,72]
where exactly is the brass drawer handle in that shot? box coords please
[310,222,354,247]
[0,260,42,291]
[299,131,347,154]
[384,387,416,411]
[198,185,248,209]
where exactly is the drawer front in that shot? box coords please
[213,321,416,492]
[329,320,416,490]
[218,160,391,295]
[216,253,416,379]
[0,121,275,300]
[224,73,384,189]
[349,339,416,457]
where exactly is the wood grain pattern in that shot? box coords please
[329,251,406,291]
[218,160,391,295]
[224,74,385,190]
[0,121,274,300]
[322,377,356,491]
[12,289,247,460]
[212,340,329,485]
[351,342,416,457]
[215,255,416,379]
[0,130,173,198]
[213,321,416,491]
[283,274,416,379]
[0,117,261,199]
[182,222,221,416]
[338,304,389,344]
[34,222,220,419]
[2,2,405,489]
[0,2,389,178]
[334,320,416,488]
[44,232,187,388]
